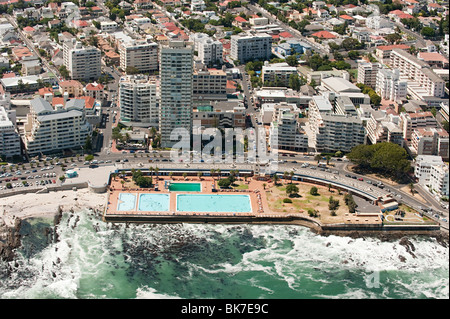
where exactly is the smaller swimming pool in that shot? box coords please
[117,193,137,211]
[138,193,170,211]
[169,182,201,192]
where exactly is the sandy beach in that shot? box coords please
[0,189,108,227]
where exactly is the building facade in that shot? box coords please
[24,98,92,155]
[159,41,194,148]
[0,106,21,158]
[230,32,272,63]
[119,40,158,74]
[119,75,159,128]
[63,40,101,81]
[375,68,407,103]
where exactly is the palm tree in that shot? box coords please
[290,171,294,183]
[283,171,288,184]
[183,172,188,180]
[273,174,279,186]
[210,169,215,180]
[155,167,159,181]
[197,171,203,180]
[326,155,331,165]
[409,182,415,195]
[263,183,266,190]
[315,154,322,163]
[169,171,173,180]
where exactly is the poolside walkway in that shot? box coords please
[105,175,272,218]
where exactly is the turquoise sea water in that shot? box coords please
[0,209,448,299]
[177,194,252,213]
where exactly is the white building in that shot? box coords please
[308,95,365,152]
[414,155,449,197]
[191,0,206,12]
[320,77,370,106]
[357,60,380,89]
[429,164,449,197]
[100,21,118,32]
[197,37,223,66]
[119,75,159,128]
[63,40,101,81]
[268,103,308,152]
[230,32,272,63]
[262,62,298,87]
[375,68,407,103]
[389,48,446,102]
[159,41,194,148]
[0,106,21,158]
[23,98,92,155]
[366,15,393,30]
[119,40,158,74]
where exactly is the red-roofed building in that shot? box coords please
[72,20,89,28]
[428,2,445,12]
[38,87,53,97]
[164,22,177,32]
[388,10,414,23]
[85,82,105,102]
[417,52,449,69]
[339,14,354,22]
[279,31,293,39]
[233,16,248,27]
[311,30,337,39]
[375,44,410,59]
[22,26,35,35]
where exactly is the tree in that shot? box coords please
[310,186,319,196]
[286,183,299,197]
[421,26,435,38]
[59,65,70,79]
[218,178,231,188]
[288,73,301,91]
[347,142,412,182]
[328,196,340,211]
[286,55,298,67]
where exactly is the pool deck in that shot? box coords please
[105,176,271,219]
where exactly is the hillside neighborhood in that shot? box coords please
[0,0,448,204]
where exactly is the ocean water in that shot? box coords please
[0,209,448,299]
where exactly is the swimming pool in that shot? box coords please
[117,193,137,211]
[169,182,201,192]
[138,193,170,212]
[176,194,252,213]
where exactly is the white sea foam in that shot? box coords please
[135,286,181,299]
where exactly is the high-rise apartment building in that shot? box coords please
[389,48,445,101]
[0,106,21,158]
[308,95,365,152]
[159,41,194,148]
[357,60,380,89]
[24,98,92,155]
[230,32,272,63]
[119,40,158,74]
[63,40,101,81]
[119,75,159,128]
[197,38,223,66]
[375,68,407,103]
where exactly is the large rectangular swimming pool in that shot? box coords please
[176,194,252,213]
[169,182,201,192]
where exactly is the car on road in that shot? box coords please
[358,178,363,181]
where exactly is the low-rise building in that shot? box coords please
[410,127,449,160]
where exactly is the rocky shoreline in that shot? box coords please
[1,211,448,263]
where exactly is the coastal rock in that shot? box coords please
[0,218,22,262]
[398,255,406,262]
[399,237,416,258]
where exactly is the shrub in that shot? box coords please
[310,186,319,196]
[283,198,292,203]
